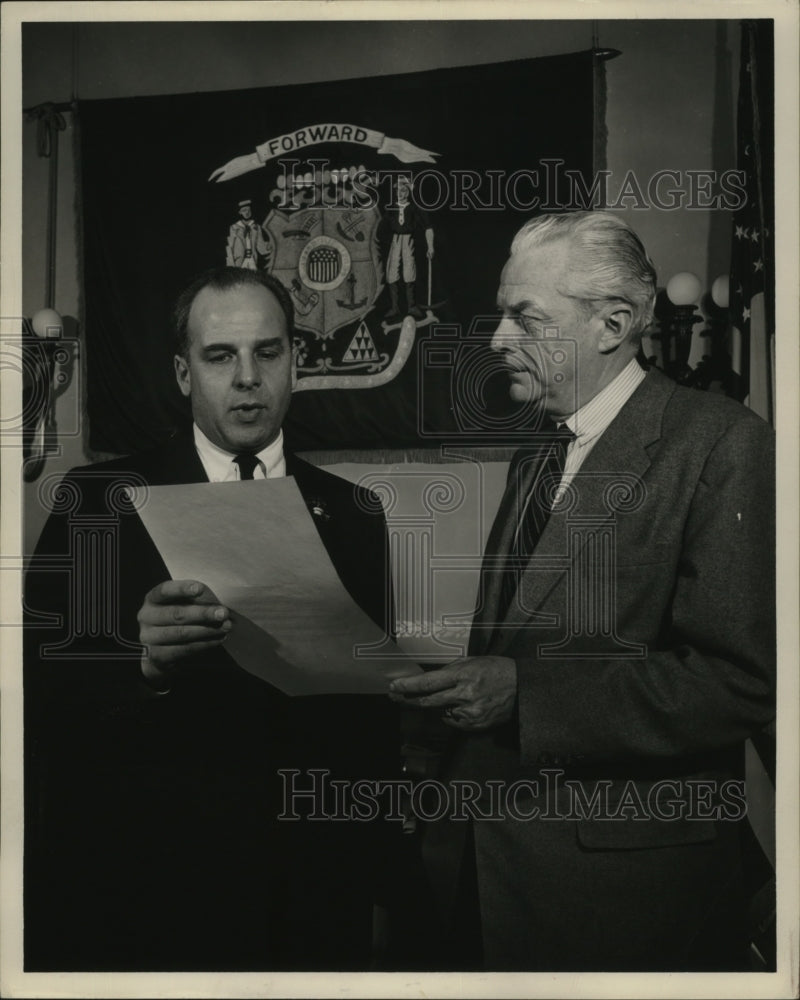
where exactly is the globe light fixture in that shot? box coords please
[663,273,703,383]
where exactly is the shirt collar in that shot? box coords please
[192,424,286,481]
[561,358,647,443]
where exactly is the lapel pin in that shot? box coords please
[307,497,331,521]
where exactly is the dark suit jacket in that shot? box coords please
[24,431,400,971]
[425,368,776,971]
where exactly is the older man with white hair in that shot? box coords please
[391,211,775,971]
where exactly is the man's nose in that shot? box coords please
[234,353,261,387]
[490,315,516,354]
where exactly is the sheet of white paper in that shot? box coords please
[130,477,421,695]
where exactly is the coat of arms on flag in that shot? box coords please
[210,129,442,392]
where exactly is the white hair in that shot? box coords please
[510,211,658,337]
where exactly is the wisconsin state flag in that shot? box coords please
[79,51,598,453]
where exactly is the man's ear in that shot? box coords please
[174,354,192,397]
[290,341,298,391]
[597,303,634,353]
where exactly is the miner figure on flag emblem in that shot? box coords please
[383,173,435,322]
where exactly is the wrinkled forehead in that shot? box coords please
[498,239,576,305]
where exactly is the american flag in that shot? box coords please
[729,19,775,424]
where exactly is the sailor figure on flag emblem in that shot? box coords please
[226,199,269,270]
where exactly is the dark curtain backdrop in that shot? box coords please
[79,49,598,454]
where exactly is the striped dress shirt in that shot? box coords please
[554,358,647,503]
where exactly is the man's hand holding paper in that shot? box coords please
[389,655,517,730]
[133,476,420,696]
[138,579,231,686]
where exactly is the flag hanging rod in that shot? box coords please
[23,49,622,115]
[24,100,77,116]
[20,50,623,113]
[24,102,76,309]
[593,48,622,62]
[18,45,623,118]
[20,46,622,122]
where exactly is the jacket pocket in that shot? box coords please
[576,817,717,850]
[572,773,720,850]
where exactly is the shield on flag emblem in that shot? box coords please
[261,200,419,389]
[264,204,383,346]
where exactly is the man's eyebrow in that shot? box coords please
[202,337,285,352]
[496,296,549,316]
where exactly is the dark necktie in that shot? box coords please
[233,452,260,480]
[494,423,575,627]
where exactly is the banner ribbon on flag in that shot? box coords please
[209,123,439,182]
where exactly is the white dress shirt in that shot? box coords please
[192,424,286,481]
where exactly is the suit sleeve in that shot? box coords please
[23,470,174,709]
[516,414,776,765]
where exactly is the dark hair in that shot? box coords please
[173,267,295,357]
